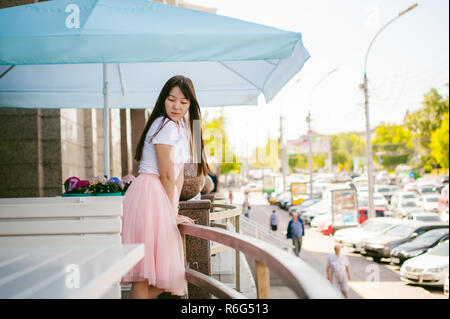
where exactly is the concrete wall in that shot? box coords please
[0,109,62,197]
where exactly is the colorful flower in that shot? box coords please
[64,176,80,192]
[122,174,136,184]
[107,177,121,184]
[76,180,90,190]
[92,175,107,184]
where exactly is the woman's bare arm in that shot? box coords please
[175,164,184,201]
[155,144,176,207]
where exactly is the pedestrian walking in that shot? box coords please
[121,75,211,299]
[242,200,248,215]
[270,210,278,231]
[245,204,251,218]
[229,190,233,204]
[286,212,305,257]
[326,244,351,298]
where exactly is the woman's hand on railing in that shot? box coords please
[176,215,195,225]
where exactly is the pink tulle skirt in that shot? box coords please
[120,173,187,296]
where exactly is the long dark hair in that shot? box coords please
[135,75,212,177]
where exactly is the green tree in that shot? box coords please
[202,110,240,174]
[372,124,413,169]
[331,132,366,171]
[404,87,449,168]
[430,112,449,169]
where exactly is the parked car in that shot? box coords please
[403,183,419,193]
[268,191,284,204]
[317,216,334,235]
[334,217,402,252]
[357,206,390,224]
[400,239,449,287]
[373,193,389,208]
[404,212,442,222]
[417,184,439,196]
[390,228,449,265]
[288,198,320,214]
[358,193,389,209]
[375,185,396,203]
[376,171,390,184]
[393,200,423,217]
[279,196,292,210]
[390,192,420,208]
[353,176,368,188]
[301,201,332,226]
[417,195,440,213]
[297,200,326,218]
[362,220,448,262]
[275,192,291,207]
[311,213,331,228]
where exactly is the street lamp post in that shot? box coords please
[361,3,418,219]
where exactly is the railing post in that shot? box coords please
[235,215,240,292]
[255,261,270,299]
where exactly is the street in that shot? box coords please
[226,187,447,299]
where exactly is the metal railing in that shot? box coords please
[239,215,294,253]
[179,221,342,299]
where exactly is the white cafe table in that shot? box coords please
[0,244,144,299]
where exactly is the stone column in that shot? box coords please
[130,109,146,176]
[0,108,61,197]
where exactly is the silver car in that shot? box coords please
[334,217,402,252]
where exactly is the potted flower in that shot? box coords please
[121,174,136,194]
[88,175,124,196]
[62,176,91,196]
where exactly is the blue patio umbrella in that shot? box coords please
[0,0,310,177]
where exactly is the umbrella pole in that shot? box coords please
[103,64,110,179]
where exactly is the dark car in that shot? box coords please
[390,228,449,265]
[361,220,448,262]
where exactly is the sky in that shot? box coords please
[187,0,449,157]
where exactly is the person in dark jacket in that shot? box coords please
[286,213,305,257]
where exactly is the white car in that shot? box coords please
[334,217,402,252]
[391,192,419,208]
[404,212,442,222]
[311,213,331,228]
[417,195,440,212]
[375,185,396,203]
[400,240,449,287]
[301,201,332,225]
[359,193,389,208]
[373,193,389,208]
[376,171,390,184]
[395,200,423,217]
[417,184,439,196]
[403,183,419,193]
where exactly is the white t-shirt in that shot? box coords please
[138,116,190,177]
[327,253,349,273]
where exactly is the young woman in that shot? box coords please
[121,75,211,299]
